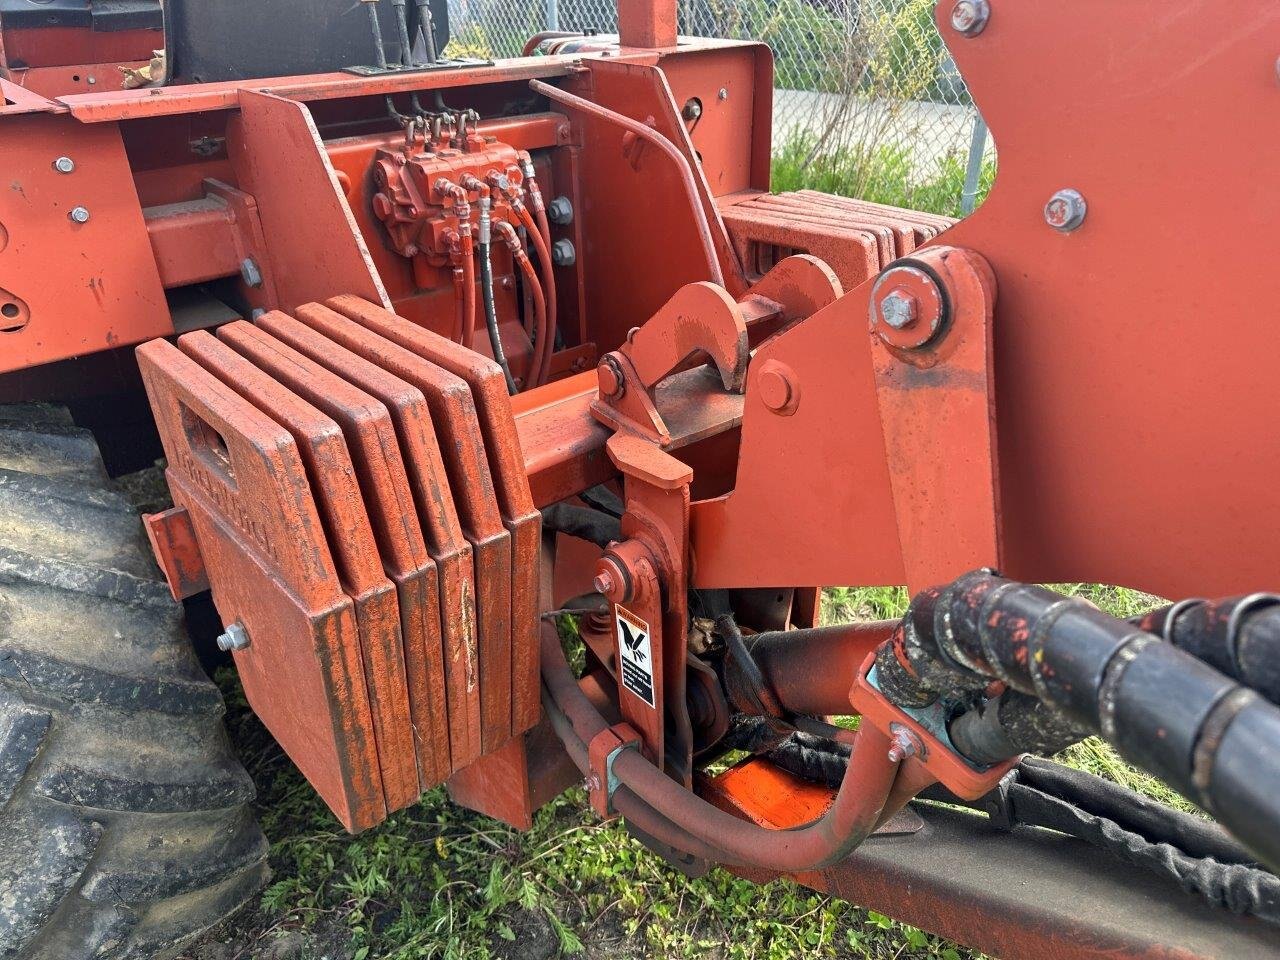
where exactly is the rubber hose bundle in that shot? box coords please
[875,570,1280,872]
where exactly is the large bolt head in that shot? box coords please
[551,238,577,267]
[216,622,251,652]
[950,0,990,36]
[240,258,264,288]
[1044,188,1087,232]
[546,195,574,225]
[879,291,919,330]
[597,355,625,399]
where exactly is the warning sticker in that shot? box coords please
[615,605,656,708]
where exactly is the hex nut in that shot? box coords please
[681,97,703,121]
[551,238,577,267]
[53,157,75,174]
[216,622,251,652]
[547,195,574,225]
[950,0,990,36]
[240,258,264,288]
[597,354,625,399]
[1044,188,1088,232]
[68,206,91,224]
[879,291,919,330]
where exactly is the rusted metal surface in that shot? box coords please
[257,307,482,771]
[142,506,210,602]
[211,319,452,791]
[702,758,1280,960]
[136,338,386,832]
[328,295,543,737]
[868,246,1000,591]
[286,302,515,755]
[181,327,427,806]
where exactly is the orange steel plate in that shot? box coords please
[288,305,515,756]
[136,340,384,832]
[328,295,543,738]
[179,330,422,808]
[259,307,482,772]
[216,320,450,790]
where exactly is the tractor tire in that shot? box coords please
[0,404,269,960]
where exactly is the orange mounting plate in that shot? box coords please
[849,653,1016,801]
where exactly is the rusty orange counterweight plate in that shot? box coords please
[136,339,386,832]
[286,304,516,756]
[215,320,453,789]
[177,329,424,807]
[327,294,543,738]
[257,307,484,771]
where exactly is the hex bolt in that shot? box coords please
[879,290,919,330]
[717,87,729,100]
[681,97,703,121]
[547,195,574,225]
[216,622,251,652]
[1044,188,1088,232]
[597,354,625,399]
[68,206,90,224]
[551,238,577,267]
[950,0,990,37]
[240,258,264,288]
[886,726,920,763]
[593,570,616,597]
[52,156,75,174]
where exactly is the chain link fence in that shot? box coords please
[445,0,989,193]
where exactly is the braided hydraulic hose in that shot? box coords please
[878,571,1280,871]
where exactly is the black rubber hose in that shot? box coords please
[478,238,517,394]
[1136,596,1280,706]
[540,503,620,548]
[893,572,1280,871]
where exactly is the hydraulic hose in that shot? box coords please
[540,623,899,872]
[1136,596,1280,706]
[464,178,517,393]
[495,221,546,386]
[519,156,558,386]
[880,571,1280,871]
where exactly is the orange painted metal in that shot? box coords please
[228,90,391,313]
[142,506,210,602]
[0,115,168,373]
[695,3,1280,600]
[213,319,452,790]
[180,328,426,807]
[258,307,482,772]
[327,295,544,738]
[286,303,515,755]
[618,0,677,49]
[136,339,385,832]
[868,246,1000,592]
[847,653,1015,802]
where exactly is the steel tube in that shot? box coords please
[540,623,899,871]
[529,79,726,287]
[747,621,895,717]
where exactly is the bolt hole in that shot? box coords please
[1,303,19,320]
[71,74,80,82]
